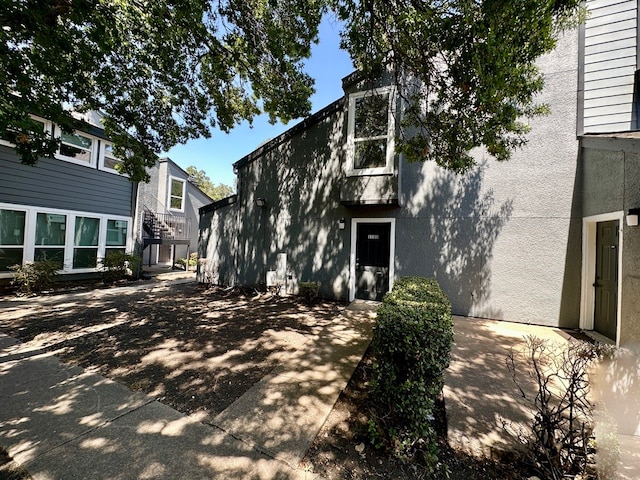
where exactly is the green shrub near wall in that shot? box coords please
[368,276,454,467]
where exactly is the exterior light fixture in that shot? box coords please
[256,197,266,208]
[626,209,640,226]
[339,218,345,230]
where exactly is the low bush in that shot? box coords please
[298,281,319,304]
[100,251,141,284]
[367,276,453,469]
[177,252,198,270]
[10,259,59,295]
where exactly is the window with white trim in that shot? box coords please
[0,117,49,148]
[105,219,128,258]
[56,128,97,167]
[73,216,100,269]
[168,177,186,212]
[35,212,66,269]
[99,142,126,174]
[0,209,26,271]
[346,87,395,176]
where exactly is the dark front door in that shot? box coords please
[594,220,619,341]
[355,222,391,301]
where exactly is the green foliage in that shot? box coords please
[1,0,323,182]
[186,166,234,201]
[298,281,319,304]
[334,0,583,172]
[10,259,59,295]
[177,252,198,270]
[100,251,140,284]
[368,276,453,467]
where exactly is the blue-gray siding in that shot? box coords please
[0,145,134,217]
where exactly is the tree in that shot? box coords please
[333,0,583,172]
[1,1,582,181]
[1,0,323,182]
[185,166,233,201]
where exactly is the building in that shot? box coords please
[0,112,136,283]
[199,0,640,350]
[137,157,213,269]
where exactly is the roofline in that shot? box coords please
[200,194,237,215]
[159,156,215,201]
[233,97,344,171]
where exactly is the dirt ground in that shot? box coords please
[0,282,525,479]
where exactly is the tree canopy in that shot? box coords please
[185,166,234,201]
[1,0,582,181]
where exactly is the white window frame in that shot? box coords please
[168,176,186,212]
[0,116,52,148]
[0,206,28,275]
[0,202,132,278]
[54,126,98,168]
[349,217,396,301]
[98,141,127,175]
[346,86,396,177]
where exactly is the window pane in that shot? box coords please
[104,144,124,170]
[105,247,126,258]
[355,93,389,139]
[60,144,92,162]
[171,179,184,196]
[36,213,66,246]
[0,248,23,271]
[354,139,387,169]
[73,248,98,268]
[106,220,127,246]
[34,248,64,269]
[61,132,92,149]
[74,217,100,246]
[170,196,183,209]
[0,209,25,245]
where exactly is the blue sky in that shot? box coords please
[164,14,354,188]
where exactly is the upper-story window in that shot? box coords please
[99,142,125,174]
[56,128,97,167]
[0,116,50,148]
[169,177,186,212]
[346,86,395,176]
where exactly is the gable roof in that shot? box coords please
[233,97,344,171]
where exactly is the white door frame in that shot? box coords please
[349,218,396,302]
[580,211,624,345]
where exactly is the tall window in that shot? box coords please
[0,209,26,271]
[0,117,47,148]
[35,213,66,269]
[105,219,128,258]
[73,216,100,268]
[169,177,186,211]
[347,87,395,175]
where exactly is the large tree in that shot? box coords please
[1,0,582,181]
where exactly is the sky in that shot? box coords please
[163,15,354,188]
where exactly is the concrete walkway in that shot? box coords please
[0,281,376,479]
[445,315,640,479]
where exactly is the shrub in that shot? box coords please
[507,336,614,480]
[368,276,453,467]
[10,259,59,295]
[100,251,140,284]
[177,252,198,270]
[298,281,319,304]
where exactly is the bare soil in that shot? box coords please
[0,282,528,479]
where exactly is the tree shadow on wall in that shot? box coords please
[399,162,513,317]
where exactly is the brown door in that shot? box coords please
[594,220,618,341]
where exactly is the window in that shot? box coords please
[346,87,395,175]
[0,117,48,148]
[169,177,186,211]
[0,209,26,271]
[100,142,125,174]
[35,213,66,269]
[73,216,100,268]
[56,129,96,166]
[105,219,128,258]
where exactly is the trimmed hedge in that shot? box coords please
[368,276,453,466]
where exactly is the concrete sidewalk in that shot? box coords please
[0,289,376,479]
[445,316,640,479]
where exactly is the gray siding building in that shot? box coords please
[0,116,136,281]
[200,1,640,352]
